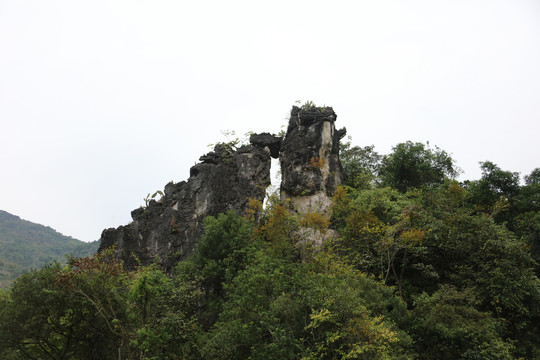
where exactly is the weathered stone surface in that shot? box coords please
[98,142,271,271]
[99,106,346,270]
[249,133,282,158]
[279,106,346,215]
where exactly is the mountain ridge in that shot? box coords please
[0,209,99,288]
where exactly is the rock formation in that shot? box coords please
[99,141,274,271]
[280,105,346,216]
[98,105,346,269]
[249,132,282,159]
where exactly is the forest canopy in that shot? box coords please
[1,139,539,359]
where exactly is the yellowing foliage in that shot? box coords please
[302,306,400,360]
[308,156,325,170]
[244,198,263,222]
[300,212,330,232]
[253,199,298,255]
[399,228,425,246]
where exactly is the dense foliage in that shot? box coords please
[1,141,539,359]
[0,210,99,288]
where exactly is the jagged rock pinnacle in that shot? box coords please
[280,105,346,216]
[98,105,345,269]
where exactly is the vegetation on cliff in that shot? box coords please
[1,139,539,359]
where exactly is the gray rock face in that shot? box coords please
[279,106,346,215]
[99,105,346,269]
[249,133,282,159]
[98,141,271,271]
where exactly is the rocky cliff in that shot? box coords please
[99,141,275,270]
[280,105,346,215]
[98,105,345,269]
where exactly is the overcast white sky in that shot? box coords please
[1,1,539,242]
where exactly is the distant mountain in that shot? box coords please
[0,210,99,288]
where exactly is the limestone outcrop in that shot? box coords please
[98,104,346,269]
[98,140,273,271]
[280,105,346,215]
[249,133,282,159]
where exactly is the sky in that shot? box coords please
[1,0,539,242]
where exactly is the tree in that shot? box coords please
[525,168,540,186]
[415,183,540,358]
[331,186,427,298]
[339,141,382,189]
[379,141,458,193]
[466,161,520,207]
[0,251,205,360]
[192,211,254,297]
[128,264,203,359]
[332,179,540,358]
[55,252,134,359]
[0,262,122,359]
[202,248,412,360]
[189,210,256,328]
[201,250,300,360]
[411,285,513,359]
[297,251,412,359]
[513,168,540,277]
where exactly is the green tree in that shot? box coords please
[416,183,540,358]
[201,250,300,359]
[411,285,513,359]
[128,264,203,359]
[297,251,412,360]
[511,168,540,276]
[202,248,412,360]
[465,161,520,224]
[331,186,427,298]
[339,141,382,189]
[379,141,458,193]
[55,252,134,359]
[525,168,540,185]
[0,262,121,359]
[0,252,205,359]
[192,211,254,297]
[332,179,540,358]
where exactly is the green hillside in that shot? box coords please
[0,210,98,288]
